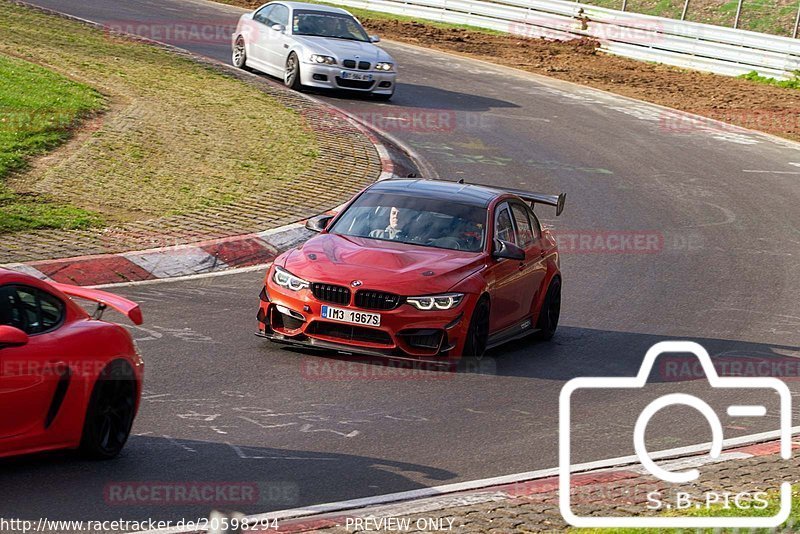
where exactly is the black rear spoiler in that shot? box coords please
[391,177,566,216]
[503,188,566,217]
[453,180,566,216]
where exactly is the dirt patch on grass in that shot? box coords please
[0,2,318,230]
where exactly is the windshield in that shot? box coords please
[292,10,370,42]
[329,192,487,252]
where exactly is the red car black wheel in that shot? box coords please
[536,277,561,341]
[463,298,490,358]
[80,361,137,460]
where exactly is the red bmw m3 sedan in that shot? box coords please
[257,179,565,360]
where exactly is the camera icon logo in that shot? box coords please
[559,341,793,528]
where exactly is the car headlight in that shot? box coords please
[406,293,464,311]
[309,54,336,65]
[272,266,310,291]
[375,62,394,71]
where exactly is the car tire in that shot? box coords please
[79,361,137,460]
[232,36,247,69]
[462,297,490,359]
[284,52,302,91]
[535,277,561,341]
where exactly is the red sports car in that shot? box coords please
[0,269,144,459]
[258,179,565,359]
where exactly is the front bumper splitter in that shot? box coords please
[256,331,455,365]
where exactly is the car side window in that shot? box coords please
[0,285,65,335]
[268,4,289,27]
[342,17,364,39]
[254,5,274,24]
[494,205,516,244]
[528,207,542,239]
[510,203,536,248]
[0,285,22,330]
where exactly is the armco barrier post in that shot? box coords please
[681,0,690,21]
[794,2,800,38]
[733,0,743,29]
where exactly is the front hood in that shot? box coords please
[281,233,484,295]
[294,36,391,63]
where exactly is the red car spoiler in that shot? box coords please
[52,283,144,325]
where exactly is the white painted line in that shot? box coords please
[306,448,756,523]
[333,491,511,521]
[137,426,800,534]
[628,451,752,475]
[728,405,768,417]
[743,170,800,174]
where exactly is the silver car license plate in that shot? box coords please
[340,71,373,81]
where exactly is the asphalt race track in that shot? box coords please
[5,0,800,525]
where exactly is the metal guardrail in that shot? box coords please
[331,0,800,80]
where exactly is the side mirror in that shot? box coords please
[369,35,381,43]
[492,239,525,261]
[0,325,29,349]
[271,23,285,32]
[305,214,334,233]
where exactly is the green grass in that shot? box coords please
[739,70,800,89]
[0,2,318,233]
[575,486,800,534]
[0,54,105,232]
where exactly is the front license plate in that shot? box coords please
[340,71,373,81]
[321,306,381,327]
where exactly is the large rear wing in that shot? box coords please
[53,283,143,325]
[453,180,566,216]
[503,188,566,217]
